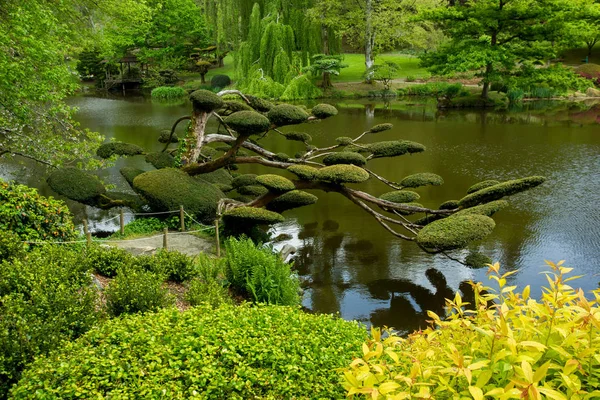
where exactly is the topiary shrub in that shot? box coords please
[210,74,232,89]
[267,104,309,126]
[466,179,501,194]
[341,262,600,400]
[266,190,318,213]
[464,251,493,268]
[454,199,509,217]
[221,100,253,112]
[120,167,145,186]
[133,168,225,223]
[196,168,233,185]
[256,174,295,193]
[231,173,258,188]
[237,185,269,197]
[369,123,393,133]
[379,190,420,204]
[189,89,224,113]
[311,103,338,119]
[96,142,144,159]
[368,141,426,158]
[158,130,179,143]
[287,164,320,180]
[224,111,271,135]
[318,164,370,184]
[281,131,312,143]
[246,95,274,112]
[400,172,444,188]
[0,179,76,242]
[336,136,354,146]
[459,176,546,208]
[417,214,496,251]
[145,152,175,169]
[13,303,366,399]
[223,207,284,226]
[439,200,459,210]
[323,152,367,167]
[83,245,133,277]
[47,167,106,205]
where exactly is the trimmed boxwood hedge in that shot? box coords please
[224,111,271,135]
[120,167,145,187]
[256,174,295,193]
[458,176,546,208]
[400,172,444,188]
[311,103,338,119]
[190,89,224,112]
[466,180,500,194]
[369,123,393,133]
[96,142,144,159]
[287,165,319,180]
[222,207,284,225]
[266,190,318,212]
[11,304,366,399]
[379,190,420,204]
[417,214,496,250]
[281,131,312,143]
[322,152,367,167]
[368,140,426,158]
[47,167,106,204]
[267,104,309,127]
[231,173,258,188]
[317,164,370,184]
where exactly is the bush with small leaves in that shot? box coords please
[417,214,496,250]
[0,231,25,262]
[318,164,370,184]
[190,89,224,112]
[379,190,420,204]
[223,207,285,226]
[439,200,459,210]
[120,167,145,186]
[311,103,338,119]
[84,245,133,277]
[246,95,274,111]
[185,279,233,308]
[224,111,271,135]
[96,142,144,159]
[281,131,312,143]
[267,190,318,213]
[197,168,233,185]
[455,199,509,217]
[464,251,493,268]
[158,130,179,143]
[323,152,367,166]
[143,250,198,283]
[369,140,426,158]
[466,180,501,194]
[237,185,269,197]
[401,172,444,188]
[369,123,393,133]
[287,164,320,180]
[47,167,106,204]
[459,176,546,208]
[336,136,354,146]
[232,173,258,188]
[256,174,295,193]
[210,74,231,89]
[267,104,309,126]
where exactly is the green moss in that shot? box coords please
[158,130,179,144]
[133,168,224,223]
[274,152,290,161]
[96,142,144,159]
[467,180,501,194]
[281,131,312,143]
[368,141,426,158]
[379,190,420,204]
[213,183,233,192]
[197,169,233,185]
[369,123,393,133]
[464,252,493,269]
[47,167,106,204]
[237,185,269,197]
[267,190,318,213]
[246,95,274,112]
[413,214,445,226]
[189,89,224,112]
[256,174,295,193]
[317,164,370,184]
[120,167,145,187]
[400,173,444,188]
[311,104,338,119]
[416,214,496,251]
[223,207,285,225]
[200,146,218,158]
[222,100,253,113]
[287,165,319,180]
[267,104,309,127]
[439,200,459,210]
[454,200,509,217]
[232,174,258,188]
[145,152,175,169]
[101,192,146,211]
[458,176,546,208]
[224,111,271,135]
[336,137,354,146]
[322,152,367,167]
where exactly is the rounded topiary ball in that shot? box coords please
[311,104,338,119]
[210,74,232,89]
[190,89,224,113]
[225,111,271,135]
[267,104,309,127]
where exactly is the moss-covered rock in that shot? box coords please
[454,200,509,217]
[145,152,175,169]
[369,123,393,133]
[439,200,459,210]
[197,169,233,185]
[336,137,354,146]
[232,174,258,188]
[222,207,285,225]
[96,142,144,159]
[287,165,318,180]
[120,167,145,187]
[322,152,367,167]
[133,168,224,223]
[466,180,501,194]
[281,131,312,143]
[311,104,338,119]
[190,89,224,113]
[416,214,496,251]
[158,130,179,143]
[224,111,271,135]
[266,190,318,213]
[267,104,309,127]
[47,168,106,204]
[237,185,269,197]
[256,174,295,193]
[317,165,370,184]
[368,141,426,158]
[246,95,274,112]
[464,252,493,269]
[400,173,444,188]
[379,190,420,204]
[458,176,546,208]
[100,191,146,211]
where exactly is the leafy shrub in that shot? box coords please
[182,80,214,92]
[12,304,366,399]
[110,216,193,238]
[400,82,468,98]
[516,64,593,94]
[185,279,232,308]
[151,86,187,100]
[528,85,556,99]
[0,231,25,262]
[576,63,600,86]
[83,244,133,277]
[405,75,417,82]
[105,265,174,317]
[341,261,600,399]
[280,75,323,100]
[224,237,300,306]
[0,245,100,398]
[211,74,232,89]
[142,249,197,283]
[0,179,76,241]
[507,88,525,102]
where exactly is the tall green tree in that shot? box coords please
[565,0,600,57]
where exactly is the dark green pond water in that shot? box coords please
[2,94,599,333]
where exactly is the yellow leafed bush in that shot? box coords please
[341,261,600,399]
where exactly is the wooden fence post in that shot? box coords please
[120,209,125,235]
[180,205,185,232]
[215,219,220,257]
[163,228,168,250]
[83,219,91,246]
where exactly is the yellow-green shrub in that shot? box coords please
[341,261,600,399]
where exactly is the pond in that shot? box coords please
[2,94,599,334]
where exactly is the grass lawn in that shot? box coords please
[332,52,428,83]
[560,44,600,65]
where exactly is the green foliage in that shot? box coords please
[267,104,309,127]
[0,179,76,242]
[341,262,600,400]
[369,123,394,133]
[110,217,170,237]
[0,231,25,262]
[224,237,299,306]
[256,174,296,193]
[232,174,258,188]
[401,172,444,188]
[287,164,320,180]
[379,190,420,204]
[368,61,400,90]
[318,164,370,184]
[84,245,133,277]
[399,83,467,98]
[221,100,253,113]
[223,207,285,226]
[197,168,233,185]
[210,74,231,89]
[368,140,426,158]
[224,111,271,135]
[119,167,145,187]
[105,265,174,317]
[13,304,366,399]
[281,131,312,143]
[238,69,286,99]
[143,250,198,283]
[459,176,546,208]
[47,167,106,205]
[266,190,318,213]
[336,136,354,145]
[467,180,501,194]
[445,93,509,109]
[0,245,100,397]
[323,152,367,166]
[158,130,179,143]
[133,168,224,223]
[144,152,175,169]
[96,141,144,159]
[303,53,349,87]
[185,279,233,308]
[439,200,459,210]
[246,95,274,112]
[280,75,323,100]
[150,86,187,101]
[237,185,269,197]
[417,214,496,251]
[312,103,338,119]
[515,64,593,95]
[464,251,493,268]
[455,200,509,218]
[190,89,224,112]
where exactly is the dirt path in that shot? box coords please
[109,233,214,256]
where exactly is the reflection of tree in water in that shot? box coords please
[368,269,479,334]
